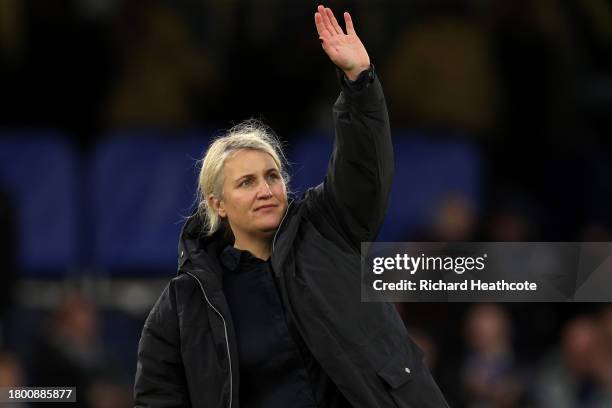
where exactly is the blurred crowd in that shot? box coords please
[1,290,611,407]
[0,292,132,408]
[1,0,612,407]
[397,303,612,407]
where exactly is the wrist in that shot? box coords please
[343,64,370,81]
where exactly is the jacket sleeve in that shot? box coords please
[134,281,191,408]
[306,66,393,250]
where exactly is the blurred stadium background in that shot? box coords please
[1,0,611,407]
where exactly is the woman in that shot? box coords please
[134,5,448,408]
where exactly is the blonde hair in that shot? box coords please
[197,119,289,236]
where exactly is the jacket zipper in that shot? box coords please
[182,199,292,407]
[185,271,233,408]
[272,200,293,253]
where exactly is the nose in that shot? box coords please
[256,181,273,199]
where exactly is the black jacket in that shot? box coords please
[134,69,449,408]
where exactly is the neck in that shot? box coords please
[233,235,272,260]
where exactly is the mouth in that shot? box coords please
[254,204,278,212]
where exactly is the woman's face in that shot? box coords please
[214,149,288,242]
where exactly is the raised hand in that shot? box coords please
[314,5,370,81]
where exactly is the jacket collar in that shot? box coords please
[177,198,303,287]
[177,213,229,291]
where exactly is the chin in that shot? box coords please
[258,221,281,233]
[255,217,282,234]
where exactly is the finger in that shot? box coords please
[315,13,334,43]
[344,11,356,35]
[314,12,327,37]
[319,5,337,36]
[316,4,329,33]
[325,7,344,35]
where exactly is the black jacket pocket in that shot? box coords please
[376,349,417,390]
[377,346,449,408]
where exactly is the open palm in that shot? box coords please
[314,5,370,81]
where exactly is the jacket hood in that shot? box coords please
[177,213,231,290]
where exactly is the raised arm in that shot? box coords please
[308,5,393,249]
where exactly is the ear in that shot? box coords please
[208,194,227,218]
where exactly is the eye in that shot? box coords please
[239,177,253,187]
[266,172,281,183]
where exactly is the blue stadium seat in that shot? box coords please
[91,132,210,273]
[0,135,78,275]
[287,130,482,241]
[287,132,334,197]
[380,132,482,240]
